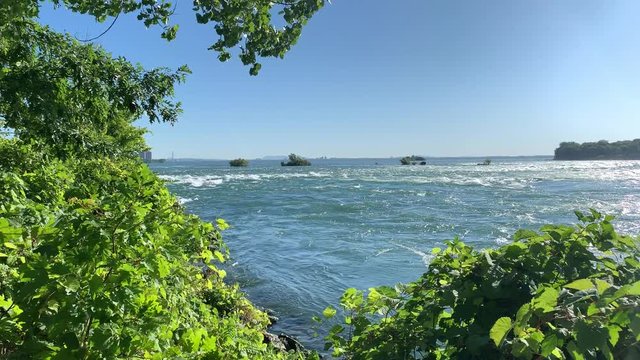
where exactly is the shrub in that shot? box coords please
[321,210,640,359]
[0,139,306,359]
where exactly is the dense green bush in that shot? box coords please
[0,139,311,359]
[321,211,639,359]
[0,3,324,357]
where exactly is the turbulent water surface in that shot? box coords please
[151,157,640,348]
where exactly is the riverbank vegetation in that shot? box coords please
[321,210,640,359]
[0,1,323,358]
[2,2,639,360]
[554,139,640,160]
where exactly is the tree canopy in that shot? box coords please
[1,0,325,75]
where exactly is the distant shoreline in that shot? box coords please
[156,155,554,162]
[554,139,640,160]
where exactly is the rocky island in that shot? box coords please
[281,153,311,166]
[229,158,249,167]
[400,155,426,165]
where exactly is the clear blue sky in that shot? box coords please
[39,0,640,159]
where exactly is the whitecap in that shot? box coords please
[159,175,223,187]
[177,196,198,205]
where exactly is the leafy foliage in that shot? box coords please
[0,139,314,359]
[0,1,324,358]
[1,0,325,75]
[281,154,311,167]
[0,19,188,158]
[321,210,640,359]
[554,139,640,160]
[230,158,250,167]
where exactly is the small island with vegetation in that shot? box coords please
[554,139,640,160]
[229,158,249,167]
[477,159,491,165]
[281,153,311,166]
[400,155,426,165]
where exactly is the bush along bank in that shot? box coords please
[0,17,314,359]
[0,139,317,359]
[320,210,639,359]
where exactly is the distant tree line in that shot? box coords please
[554,139,640,160]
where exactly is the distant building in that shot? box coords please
[140,151,152,162]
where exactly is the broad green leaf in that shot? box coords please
[610,280,640,302]
[533,287,558,312]
[0,295,12,309]
[608,325,620,346]
[490,317,512,347]
[551,347,565,359]
[594,279,611,294]
[564,279,594,291]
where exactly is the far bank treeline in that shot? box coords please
[555,139,640,160]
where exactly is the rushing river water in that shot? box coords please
[151,157,640,349]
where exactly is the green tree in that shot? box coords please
[1,1,324,358]
[1,0,325,76]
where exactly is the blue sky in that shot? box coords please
[40,1,640,159]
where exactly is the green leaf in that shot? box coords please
[551,347,565,359]
[213,250,225,263]
[533,287,559,312]
[541,334,561,357]
[3,242,17,249]
[610,280,640,302]
[564,279,594,291]
[323,306,337,319]
[490,317,512,347]
[0,295,12,309]
[594,279,611,294]
[608,325,620,346]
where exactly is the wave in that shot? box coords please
[160,175,223,187]
[389,241,432,267]
[159,171,331,188]
[177,196,198,205]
